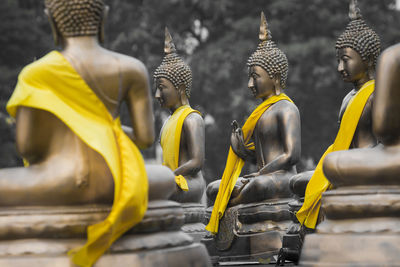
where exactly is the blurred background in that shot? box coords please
[1,0,400,184]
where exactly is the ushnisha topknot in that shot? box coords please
[335,0,381,67]
[247,12,289,89]
[45,0,104,37]
[154,27,193,98]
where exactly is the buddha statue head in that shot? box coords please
[335,0,381,85]
[247,12,288,99]
[44,0,108,45]
[154,27,192,110]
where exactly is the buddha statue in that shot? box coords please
[299,43,400,267]
[293,0,380,229]
[0,1,211,266]
[154,27,206,204]
[153,28,207,242]
[323,43,400,186]
[203,12,300,263]
[278,1,381,264]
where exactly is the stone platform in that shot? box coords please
[0,200,211,266]
[181,202,207,242]
[300,186,400,266]
[203,199,292,264]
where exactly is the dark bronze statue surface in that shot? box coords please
[203,12,299,264]
[154,28,206,203]
[207,65,301,206]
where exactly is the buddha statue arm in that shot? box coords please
[230,120,257,163]
[15,107,51,164]
[246,106,301,177]
[174,113,205,177]
[125,61,155,149]
[373,44,400,145]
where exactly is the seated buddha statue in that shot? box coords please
[323,43,400,186]
[0,0,177,265]
[298,44,400,266]
[206,12,301,235]
[293,0,381,230]
[154,28,206,204]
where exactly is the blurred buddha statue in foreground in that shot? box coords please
[0,0,212,266]
[299,43,400,266]
[293,0,380,230]
[202,12,300,263]
[154,28,206,203]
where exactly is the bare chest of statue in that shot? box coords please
[339,90,376,149]
[253,104,285,170]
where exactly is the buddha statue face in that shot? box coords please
[337,47,368,83]
[248,65,278,99]
[155,77,183,109]
[154,28,192,111]
[247,12,288,97]
[335,0,381,85]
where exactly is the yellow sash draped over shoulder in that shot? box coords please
[206,94,293,234]
[6,51,148,267]
[160,105,200,191]
[296,80,374,229]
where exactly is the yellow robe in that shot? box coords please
[6,51,148,267]
[296,80,374,229]
[206,94,294,234]
[160,105,201,191]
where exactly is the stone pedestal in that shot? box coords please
[181,203,207,242]
[203,199,292,264]
[300,186,400,266]
[0,200,211,267]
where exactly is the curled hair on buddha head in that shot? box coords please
[154,27,193,98]
[247,12,289,89]
[335,0,381,68]
[44,0,105,37]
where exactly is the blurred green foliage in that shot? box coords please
[0,0,399,180]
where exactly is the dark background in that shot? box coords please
[1,0,399,183]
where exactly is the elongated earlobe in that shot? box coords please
[274,73,282,95]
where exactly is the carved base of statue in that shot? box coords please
[203,199,292,264]
[0,201,211,267]
[181,202,207,242]
[300,186,400,266]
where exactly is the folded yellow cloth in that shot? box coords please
[7,51,148,267]
[206,94,293,234]
[160,105,200,191]
[296,80,375,229]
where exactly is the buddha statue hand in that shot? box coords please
[230,120,246,159]
[228,178,250,206]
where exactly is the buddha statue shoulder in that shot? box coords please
[206,12,301,233]
[154,28,206,203]
[2,0,176,265]
[294,0,381,229]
